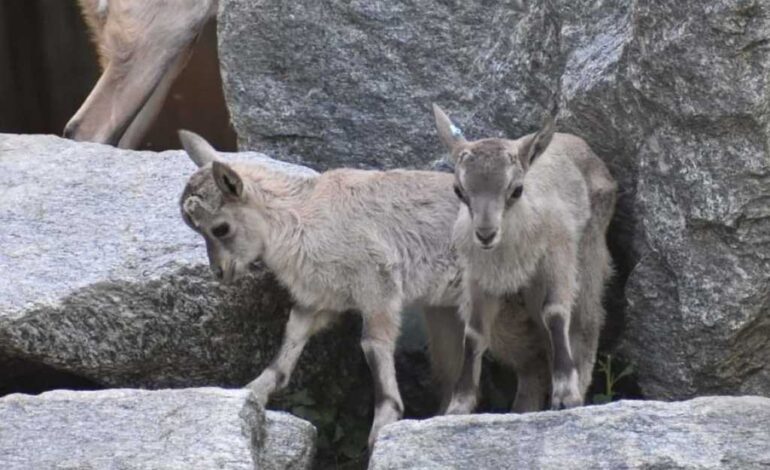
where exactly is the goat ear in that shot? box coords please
[179,129,220,168]
[519,115,555,166]
[212,161,245,199]
[433,104,466,156]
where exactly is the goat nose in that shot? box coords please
[475,228,498,246]
[63,120,79,140]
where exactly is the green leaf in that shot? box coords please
[615,364,634,382]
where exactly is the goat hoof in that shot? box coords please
[244,378,273,407]
[445,394,476,415]
[551,369,582,410]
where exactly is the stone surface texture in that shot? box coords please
[262,412,318,470]
[218,0,770,399]
[218,0,559,171]
[0,388,315,470]
[369,396,770,470]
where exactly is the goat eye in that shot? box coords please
[211,223,230,238]
[510,185,524,200]
[454,185,468,204]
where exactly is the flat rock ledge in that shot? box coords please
[0,388,315,470]
[369,396,770,470]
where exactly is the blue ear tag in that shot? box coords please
[449,122,464,140]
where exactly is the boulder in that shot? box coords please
[554,0,770,399]
[217,0,561,170]
[262,412,319,470]
[0,388,315,470]
[548,0,770,399]
[370,396,770,469]
[218,0,770,399]
[610,2,770,400]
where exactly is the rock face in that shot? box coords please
[0,133,370,414]
[604,2,770,400]
[555,0,770,400]
[370,396,770,470]
[217,0,561,171]
[218,0,770,399]
[262,412,318,470]
[0,388,315,470]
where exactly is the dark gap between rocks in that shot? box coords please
[0,357,102,397]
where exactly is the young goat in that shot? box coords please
[433,105,617,413]
[177,130,467,448]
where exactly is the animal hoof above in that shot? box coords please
[445,395,476,415]
[244,380,272,407]
[550,369,582,410]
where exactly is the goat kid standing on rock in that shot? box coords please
[177,130,470,449]
[433,105,617,413]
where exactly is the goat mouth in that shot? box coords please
[475,238,499,250]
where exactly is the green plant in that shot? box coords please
[592,354,634,405]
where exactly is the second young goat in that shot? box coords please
[433,105,617,413]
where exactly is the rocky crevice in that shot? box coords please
[0,358,101,397]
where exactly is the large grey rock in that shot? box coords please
[0,133,367,402]
[218,0,770,399]
[218,0,560,170]
[370,396,770,470]
[262,412,318,470]
[559,0,770,399]
[0,388,315,470]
